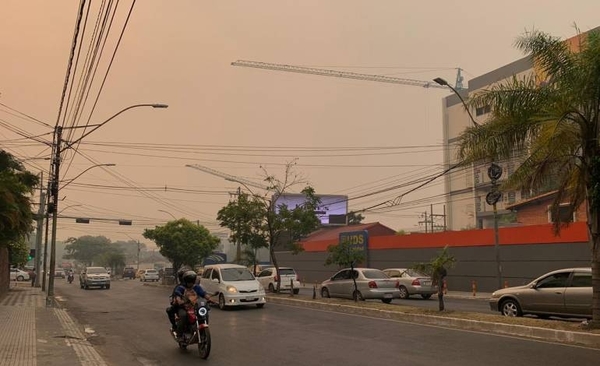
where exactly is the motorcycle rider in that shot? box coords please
[67,269,74,283]
[173,270,212,341]
[166,267,189,332]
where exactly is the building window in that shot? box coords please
[475,105,491,116]
[508,191,516,204]
[548,204,575,223]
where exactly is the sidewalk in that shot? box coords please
[0,283,108,366]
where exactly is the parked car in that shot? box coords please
[257,267,301,294]
[200,264,266,310]
[382,268,437,299]
[80,266,111,290]
[54,270,65,279]
[140,269,160,282]
[320,268,401,303]
[122,267,136,279]
[10,268,30,281]
[489,267,592,319]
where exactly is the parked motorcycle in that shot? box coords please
[67,273,74,284]
[170,300,213,359]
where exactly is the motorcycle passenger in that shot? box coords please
[166,267,189,332]
[174,270,212,341]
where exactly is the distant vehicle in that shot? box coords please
[54,270,65,279]
[200,264,266,310]
[80,267,111,290]
[10,268,30,281]
[140,269,160,282]
[256,267,301,294]
[382,268,437,299]
[122,267,136,279]
[489,267,592,319]
[202,252,227,266]
[320,268,401,303]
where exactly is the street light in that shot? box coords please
[60,163,116,190]
[435,77,503,289]
[158,209,177,220]
[46,103,167,306]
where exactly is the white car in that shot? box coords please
[199,264,266,310]
[140,269,159,282]
[257,267,301,294]
[10,268,30,281]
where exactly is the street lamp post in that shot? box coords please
[46,103,168,306]
[158,209,177,220]
[434,77,503,289]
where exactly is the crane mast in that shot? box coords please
[231,60,464,90]
[185,164,269,191]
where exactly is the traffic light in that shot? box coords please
[28,249,35,261]
[75,218,90,224]
[118,220,132,226]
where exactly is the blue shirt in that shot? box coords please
[174,284,207,299]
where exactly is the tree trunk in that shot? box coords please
[587,188,600,328]
[270,246,281,293]
[351,262,359,302]
[438,273,445,311]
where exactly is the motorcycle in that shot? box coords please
[170,299,213,359]
[67,273,74,284]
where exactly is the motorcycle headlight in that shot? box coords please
[198,307,208,316]
[226,285,238,293]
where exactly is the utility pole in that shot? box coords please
[34,172,45,288]
[137,240,141,272]
[47,126,62,305]
[42,181,51,291]
[236,186,242,263]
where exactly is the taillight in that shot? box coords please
[412,279,421,286]
[395,281,400,289]
[368,281,378,288]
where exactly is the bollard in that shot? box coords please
[290,279,294,297]
[503,280,509,288]
[471,280,477,297]
[443,279,448,295]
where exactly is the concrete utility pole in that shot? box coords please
[47,126,62,305]
[34,173,45,288]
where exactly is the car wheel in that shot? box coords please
[17,275,24,281]
[218,294,226,310]
[381,298,392,304]
[398,286,410,299]
[500,298,522,317]
[321,287,330,298]
[105,284,110,290]
[268,283,275,293]
[293,288,300,295]
[84,283,89,290]
[353,291,365,301]
[421,294,432,300]
[256,304,265,309]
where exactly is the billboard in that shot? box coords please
[273,193,348,225]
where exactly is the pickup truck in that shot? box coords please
[80,267,111,290]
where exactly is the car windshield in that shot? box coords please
[361,269,389,279]
[221,268,255,281]
[87,268,107,274]
[403,269,428,278]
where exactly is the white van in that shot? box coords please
[199,264,266,310]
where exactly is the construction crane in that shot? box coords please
[185,164,270,191]
[231,60,464,90]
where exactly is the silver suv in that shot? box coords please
[80,267,111,290]
[257,267,301,294]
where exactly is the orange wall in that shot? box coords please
[302,222,589,252]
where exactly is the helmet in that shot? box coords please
[182,270,197,288]
[177,267,190,284]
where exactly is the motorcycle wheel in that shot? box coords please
[197,327,211,359]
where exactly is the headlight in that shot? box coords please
[198,307,208,316]
[226,285,238,293]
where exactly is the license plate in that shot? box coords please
[384,293,393,299]
[422,281,432,286]
[245,296,255,301]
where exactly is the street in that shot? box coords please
[53,278,599,366]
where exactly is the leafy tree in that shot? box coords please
[0,150,38,268]
[63,235,111,266]
[8,239,29,267]
[346,211,365,225]
[414,246,456,311]
[143,218,220,271]
[113,240,147,265]
[324,238,366,302]
[95,247,126,274]
[456,28,600,326]
[217,162,321,292]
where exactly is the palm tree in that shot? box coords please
[456,28,600,327]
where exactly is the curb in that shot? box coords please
[266,296,600,349]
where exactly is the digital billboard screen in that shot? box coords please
[273,193,348,225]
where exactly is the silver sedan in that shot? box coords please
[320,268,401,303]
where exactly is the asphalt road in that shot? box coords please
[54,278,599,366]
